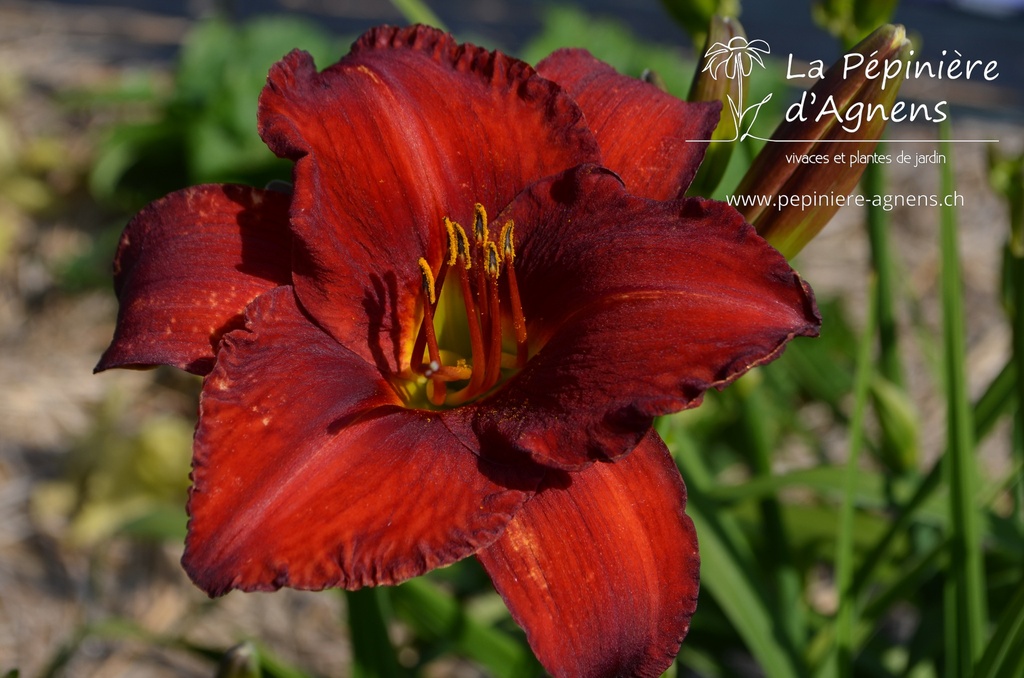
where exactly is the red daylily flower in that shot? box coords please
[96,25,819,678]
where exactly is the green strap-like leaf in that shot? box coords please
[938,119,989,674]
[345,588,407,678]
[972,578,1024,678]
[391,577,540,678]
[686,500,804,678]
[834,275,878,677]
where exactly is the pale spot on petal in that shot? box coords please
[355,64,381,84]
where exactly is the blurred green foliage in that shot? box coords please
[657,0,741,43]
[89,15,344,210]
[0,74,71,265]
[814,0,902,46]
[520,6,699,96]
[34,396,193,546]
[53,15,343,292]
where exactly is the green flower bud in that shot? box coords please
[687,16,749,196]
[870,375,919,474]
[216,642,261,678]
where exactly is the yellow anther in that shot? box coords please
[474,203,489,243]
[485,242,501,278]
[443,217,458,267]
[451,220,472,270]
[499,220,515,262]
[417,257,436,304]
[402,201,532,408]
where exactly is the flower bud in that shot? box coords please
[870,375,919,474]
[686,16,749,196]
[216,642,261,678]
[733,24,911,259]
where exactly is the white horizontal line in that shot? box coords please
[688,138,1000,143]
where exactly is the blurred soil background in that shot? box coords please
[0,0,1022,676]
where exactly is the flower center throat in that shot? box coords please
[398,203,528,409]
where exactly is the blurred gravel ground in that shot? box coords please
[0,4,353,676]
[0,1,1021,676]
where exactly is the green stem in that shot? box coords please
[863,161,904,389]
[663,419,802,678]
[739,382,805,656]
[850,356,1014,600]
[345,588,406,678]
[834,276,878,677]
[938,120,987,674]
[974,359,1016,440]
[989,148,1024,523]
[1010,245,1024,523]
[973,577,1024,678]
[391,577,540,678]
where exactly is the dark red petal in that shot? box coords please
[476,166,819,468]
[95,184,291,375]
[537,49,720,200]
[257,26,600,374]
[477,431,699,678]
[185,286,540,596]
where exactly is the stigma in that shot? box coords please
[402,203,528,408]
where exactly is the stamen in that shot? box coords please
[401,206,532,408]
[418,257,436,306]
[448,241,487,403]
[411,223,455,368]
[416,258,446,405]
[499,221,528,367]
[483,242,503,390]
[472,208,489,320]
[473,203,488,243]
[485,242,501,278]
[451,219,472,269]
[499,220,515,262]
[444,217,458,267]
[506,265,528,367]
[478,240,500,364]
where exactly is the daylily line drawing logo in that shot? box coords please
[703,35,773,142]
